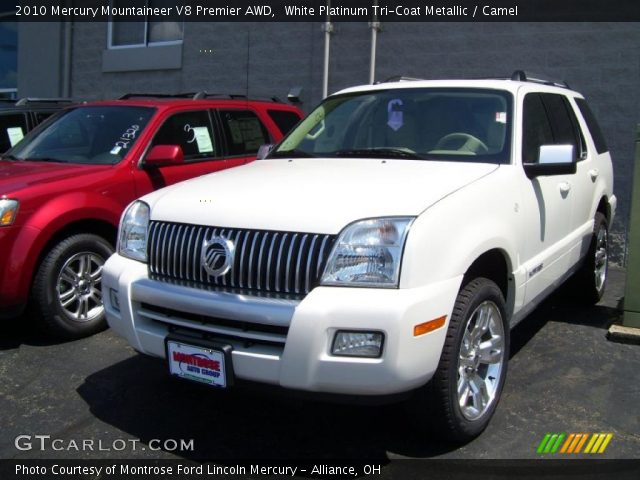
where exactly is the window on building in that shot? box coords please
[108,0,183,48]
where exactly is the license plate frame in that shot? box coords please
[165,335,234,388]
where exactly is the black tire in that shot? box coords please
[408,278,509,443]
[31,233,114,340]
[574,212,608,304]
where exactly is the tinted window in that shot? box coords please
[11,106,155,164]
[220,110,270,156]
[0,113,28,152]
[575,98,608,154]
[541,93,582,160]
[267,109,301,135]
[151,110,219,161]
[522,94,554,164]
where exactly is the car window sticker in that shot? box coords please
[227,120,244,144]
[7,127,24,147]
[192,126,214,153]
[238,118,264,150]
[111,124,140,155]
[387,99,404,131]
[496,112,507,124]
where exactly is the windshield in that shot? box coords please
[9,106,155,164]
[273,88,513,164]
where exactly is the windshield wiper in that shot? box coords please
[268,149,316,159]
[331,148,424,160]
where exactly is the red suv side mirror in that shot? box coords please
[144,145,184,167]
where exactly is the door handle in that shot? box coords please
[589,168,599,181]
[559,182,572,194]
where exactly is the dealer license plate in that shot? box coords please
[166,339,231,388]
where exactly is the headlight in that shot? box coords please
[0,199,19,226]
[321,217,414,288]
[118,201,150,262]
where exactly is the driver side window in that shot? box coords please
[151,110,219,162]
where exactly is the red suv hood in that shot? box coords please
[0,160,111,196]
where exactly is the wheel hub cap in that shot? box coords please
[56,252,105,323]
[456,300,505,421]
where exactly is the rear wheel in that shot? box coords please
[31,233,114,339]
[574,212,608,304]
[409,278,509,443]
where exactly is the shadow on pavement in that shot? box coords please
[76,352,463,461]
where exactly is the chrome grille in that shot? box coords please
[148,221,336,296]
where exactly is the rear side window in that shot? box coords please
[522,94,554,164]
[151,110,219,161]
[219,109,270,156]
[267,109,301,135]
[0,113,28,152]
[540,93,584,161]
[575,98,608,154]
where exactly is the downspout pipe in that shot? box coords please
[369,2,381,84]
[322,1,333,98]
[62,21,72,97]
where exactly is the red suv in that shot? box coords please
[0,93,302,338]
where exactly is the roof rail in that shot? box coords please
[511,70,570,89]
[378,75,425,84]
[119,91,283,102]
[14,97,75,106]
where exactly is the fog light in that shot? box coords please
[109,288,120,311]
[331,331,384,358]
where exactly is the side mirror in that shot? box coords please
[257,144,274,160]
[144,145,184,167]
[523,144,576,178]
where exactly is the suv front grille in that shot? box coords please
[147,221,336,297]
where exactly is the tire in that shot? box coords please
[574,212,608,304]
[31,233,114,340]
[409,278,509,443]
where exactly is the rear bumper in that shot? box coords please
[104,253,462,396]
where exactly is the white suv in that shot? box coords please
[103,72,615,442]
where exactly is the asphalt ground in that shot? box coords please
[0,268,638,470]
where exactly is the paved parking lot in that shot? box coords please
[0,268,638,467]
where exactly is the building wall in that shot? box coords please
[25,21,640,263]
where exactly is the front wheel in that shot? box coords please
[31,233,114,339]
[409,278,509,443]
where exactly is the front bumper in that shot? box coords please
[103,254,461,396]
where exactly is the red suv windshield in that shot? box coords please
[10,105,155,165]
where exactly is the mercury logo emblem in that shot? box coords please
[201,236,234,277]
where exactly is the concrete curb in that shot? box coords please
[607,324,640,345]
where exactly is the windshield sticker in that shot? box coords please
[191,126,214,153]
[227,120,244,144]
[7,127,24,147]
[496,112,507,124]
[112,124,140,152]
[387,99,404,131]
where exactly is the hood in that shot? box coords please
[145,158,499,234]
[0,160,111,196]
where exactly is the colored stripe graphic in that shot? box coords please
[538,433,613,454]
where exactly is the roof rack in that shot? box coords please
[119,92,283,102]
[14,98,75,106]
[510,70,570,89]
[377,75,425,84]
